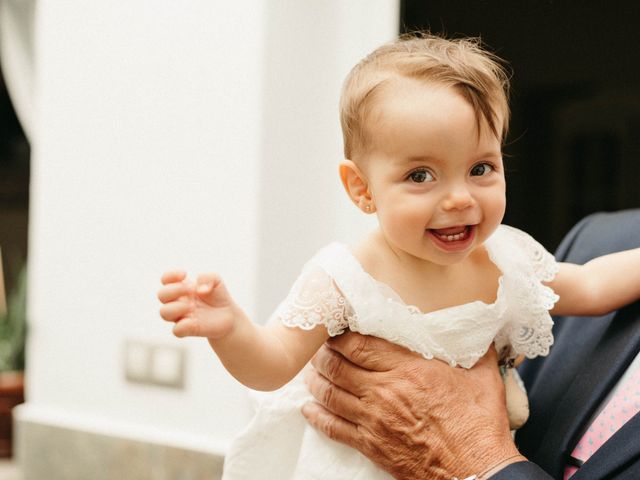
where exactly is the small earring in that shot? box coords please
[365,204,371,212]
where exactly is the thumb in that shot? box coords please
[195,273,234,307]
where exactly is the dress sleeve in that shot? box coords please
[495,227,559,361]
[270,263,353,337]
[508,226,559,283]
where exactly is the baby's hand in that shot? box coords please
[158,270,238,339]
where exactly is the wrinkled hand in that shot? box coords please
[157,270,240,339]
[302,332,523,480]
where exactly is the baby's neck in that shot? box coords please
[353,229,465,275]
[351,229,500,313]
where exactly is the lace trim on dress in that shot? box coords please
[505,225,560,282]
[493,226,559,360]
[317,243,510,369]
[505,279,558,359]
[274,226,560,368]
[274,265,353,337]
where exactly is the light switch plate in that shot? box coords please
[124,340,186,389]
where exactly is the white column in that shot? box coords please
[18,0,398,453]
[256,0,398,319]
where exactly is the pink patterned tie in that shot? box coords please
[564,367,640,479]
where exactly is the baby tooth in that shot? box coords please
[437,231,467,242]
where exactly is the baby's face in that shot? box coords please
[361,78,506,266]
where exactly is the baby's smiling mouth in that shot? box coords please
[429,225,472,242]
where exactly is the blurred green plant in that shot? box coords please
[0,265,26,372]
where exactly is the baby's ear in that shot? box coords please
[338,160,375,214]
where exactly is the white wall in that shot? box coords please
[256,1,397,319]
[16,0,398,454]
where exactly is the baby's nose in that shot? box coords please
[441,187,474,211]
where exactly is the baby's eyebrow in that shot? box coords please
[398,149,502,167]
[402,155,440,165]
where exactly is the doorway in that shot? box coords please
[401,0,640,249]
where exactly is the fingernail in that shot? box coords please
[197,284,211,294]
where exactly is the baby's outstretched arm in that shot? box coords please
[158,270,329,391]
[548,247,640,316]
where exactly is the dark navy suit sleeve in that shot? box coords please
[508,209,640,478]
[490,461,552,479]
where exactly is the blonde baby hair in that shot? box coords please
[340,33,511,160]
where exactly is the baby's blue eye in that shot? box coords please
[470,163,494,176]
[408,169,433,183]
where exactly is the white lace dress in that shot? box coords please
[222,225,559,480]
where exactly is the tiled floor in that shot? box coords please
[0,460,20,480]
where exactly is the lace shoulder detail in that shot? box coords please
[492,225,559,360]
[271,262,353,337]
[500,225,559,282]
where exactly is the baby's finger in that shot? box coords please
[196,273,233,307]
[196,273,222,289]
[159,301,192,322]
[172,318,201,338]
[157,283,193,304]
[161,270,187,285]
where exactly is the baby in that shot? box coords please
[158,34,640,479]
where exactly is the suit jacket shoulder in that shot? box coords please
[515,209,640,479]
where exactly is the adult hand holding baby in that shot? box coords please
[157,270,242,339]
[303,332,525,480]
